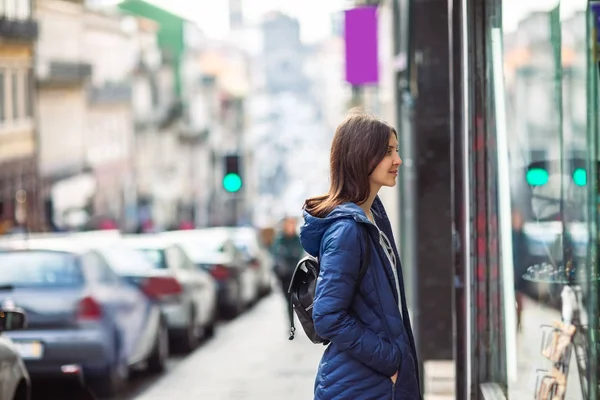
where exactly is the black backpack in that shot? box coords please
[287,228,371,344]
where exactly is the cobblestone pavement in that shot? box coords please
[133,293,324,400]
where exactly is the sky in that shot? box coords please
[145,0,347,43]
[93,0,589,42]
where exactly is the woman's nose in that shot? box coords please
[395,155,402,166]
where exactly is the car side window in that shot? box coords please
[82,251,121,286]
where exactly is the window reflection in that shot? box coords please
[500,0,594,398]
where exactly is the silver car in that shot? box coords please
[121,235,219,352]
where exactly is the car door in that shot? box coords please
[224,240,255,305]
[164,246,199,322]
[178,246,215,326]
[82,252,142,363]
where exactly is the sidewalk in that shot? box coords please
[133,294,324,400]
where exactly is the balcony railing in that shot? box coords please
[87,82,132,105]
[37,60,93,85]
[0,18,38,41]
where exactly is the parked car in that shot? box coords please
[162,229,258,317]
[228,227,274,297]
[0,307,30,400]
[121,235,218,352]
[0,238,167,398]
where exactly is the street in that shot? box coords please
[32,291,324,400]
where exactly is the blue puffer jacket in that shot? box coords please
[300,196,421,400]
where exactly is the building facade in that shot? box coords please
[83,9,137,231]
[0,0,40,233]
[35,0,94,231]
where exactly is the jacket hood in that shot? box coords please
[300,196,387,257]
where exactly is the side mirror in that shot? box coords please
[0,308,27,332]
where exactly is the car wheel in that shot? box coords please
[179,308,200,353]
[262,282,273,297]
[147,319,168,373]
[91,361,127,399]
[12,379,30,400]
[205,305,218,338]
[90,334,128,399]
[231,283,244,317]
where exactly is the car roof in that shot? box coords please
[0,230,121,254]
[121,234,172,250]
[161,228,231,243]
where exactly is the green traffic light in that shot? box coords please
[573,168,587,186]
[526,168,549,186]
[223,173,242,192]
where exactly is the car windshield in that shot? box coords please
[0,251,83,288]
[100,247,156,275]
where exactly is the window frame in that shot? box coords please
[0,61,34,133]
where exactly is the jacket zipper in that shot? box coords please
[391,382,396,400]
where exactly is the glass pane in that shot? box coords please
[0,251,83,287]
[11,70,18,121]
[25,69,32,118]
[136,248,168,269]
[17,0,30,20]
[496,0,596,398]
[0,70,5,123]
[5,0,14,19]
[99,247,156,275]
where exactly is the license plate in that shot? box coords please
[13,341,44,359]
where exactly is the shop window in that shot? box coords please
[461,0,597,397]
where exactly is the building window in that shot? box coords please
[5,0,29,20]
[0,70,4,123]
[25,69,33,118]
[5,0,15,19]
[0,66,33,129]
[11,71,18,120]
[17,0,30,20]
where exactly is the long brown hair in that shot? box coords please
[304,110,397,218]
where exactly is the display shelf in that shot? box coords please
[522,263,600,284]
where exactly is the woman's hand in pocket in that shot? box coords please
[390,371,398,384]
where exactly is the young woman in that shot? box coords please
[300,112,421,399]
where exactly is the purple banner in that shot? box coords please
[344,6,379,85]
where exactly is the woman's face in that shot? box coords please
[369,133,402,189]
